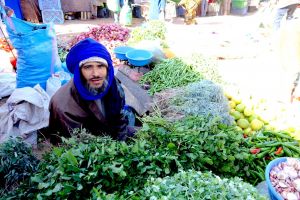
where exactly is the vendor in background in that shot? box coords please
[91,0,102,18]
[48,38,136,144]
[149,0,166,20]
[201,0,208,17]
[178,0,200,24]
[20,0,41,23]
[165,0,177,22]
[107,0,124,23]
[220,0,231,15]
[273,0,300,30]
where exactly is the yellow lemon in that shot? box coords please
[229,101,236,109]
[244,127,252,134]
[237,119,250,129]
[286,127,296,133]
[224,92,232,100]
[235,126,243,132]
[251,119,264,131]
[232,96,242,104]
[243,107,253,117]
[235,103,246,113]
[231,111,242,120]
[248,114,258,123]
[230,109,235,115]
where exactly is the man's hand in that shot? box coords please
[4,6,14,17]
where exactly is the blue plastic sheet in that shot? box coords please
[3,16,61,89]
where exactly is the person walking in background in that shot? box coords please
[149,0,166,20]
[91,0,102,18]
[107,0,123,23]
[201,0,208,16]
[273,0,300,30]
[165,0,177,22]
[178,0,200,24]
[222,0,231,15]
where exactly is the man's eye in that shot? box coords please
[83,65,91,69]
[98,64,106,68]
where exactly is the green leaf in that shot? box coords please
[38,182,50,189]
[53,147,63,157]
[65,150,78,166]
[37,194,43,200]
[77,183,83,190]
[44,189,53,196]
[31,176,42,183]
[141,123,150,132]
[52,183,63,193]
[164,168,170,174]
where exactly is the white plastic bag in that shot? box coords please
[46,76,61,98]
[133,40,166,62]
[0,72,16,98]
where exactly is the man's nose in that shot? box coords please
[91,66,100,76]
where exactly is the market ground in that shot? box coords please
[54,9,300,105]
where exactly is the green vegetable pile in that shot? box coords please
[3,115,254,199]
[181,53,223,84]
[127,20,167,47]
[141,170,267,200]
[3,114,299,199]
[140,58,203,95]
[245,129,300,183]
[138,115,251,180]
[0,138,39,196]
[168,80,234,125]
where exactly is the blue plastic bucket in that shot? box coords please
[114,46,135,60]
[265,157,287,200]
[126,49,153,67]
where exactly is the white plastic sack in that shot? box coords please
[46,76,61,98]
[0,85,50,146]
[46,71,71,98]
[133,40,166,62]
[0,72,16,99]
[0,49,14,73]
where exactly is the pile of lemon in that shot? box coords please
[225,91,272,135]
[225,90,300,139]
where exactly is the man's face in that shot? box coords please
[80,61,108,89]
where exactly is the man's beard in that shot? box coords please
[85,79,108,95]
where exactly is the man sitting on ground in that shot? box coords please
[48,38,135,143]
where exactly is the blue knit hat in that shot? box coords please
[66,38,114,101]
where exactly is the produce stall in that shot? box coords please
[1,18,300,200]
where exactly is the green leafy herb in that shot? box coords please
[140,170,267,200]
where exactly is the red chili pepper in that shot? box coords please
[250,148,261,154]
[274,147,283,155]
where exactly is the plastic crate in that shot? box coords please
[232,0,248,9]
